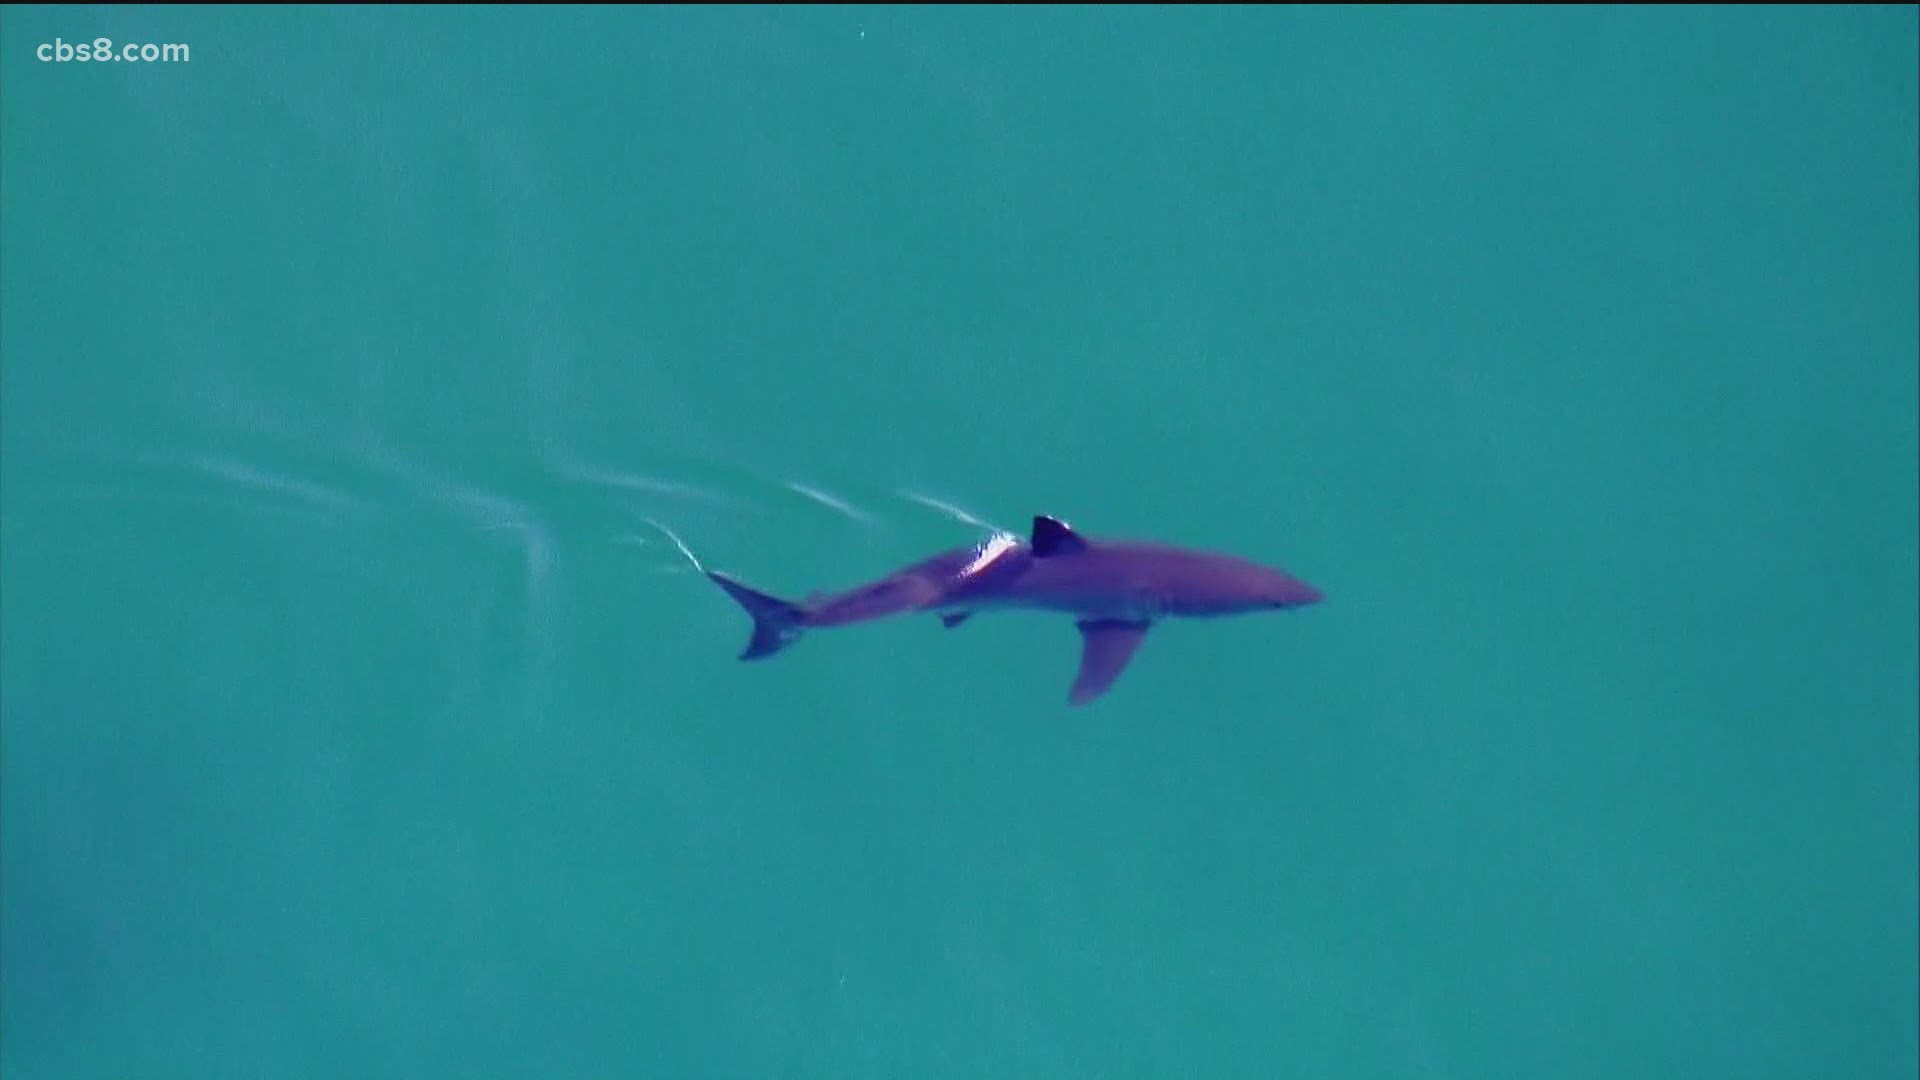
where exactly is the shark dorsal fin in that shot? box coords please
[1030,515,1089,557]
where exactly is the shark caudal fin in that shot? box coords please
[706,571,807,660]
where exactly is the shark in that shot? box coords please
[704,515,1322,705]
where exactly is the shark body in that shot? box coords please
[706,515,1322,705]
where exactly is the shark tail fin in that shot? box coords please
[706,571,807,660]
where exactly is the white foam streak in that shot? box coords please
[897,489,1000,532]
[785,481,875,523]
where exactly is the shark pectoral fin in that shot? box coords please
[941,612,973,629]
[1069,619,1151,706]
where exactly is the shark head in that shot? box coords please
[1254,564,1324,610]
[1162,553,1323,616]
[1025,516,1322,620]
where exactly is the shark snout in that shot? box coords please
[1270,577,1323,608]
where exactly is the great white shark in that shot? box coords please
[705,515,1321,705]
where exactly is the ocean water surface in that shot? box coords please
[3,7,1916,1078]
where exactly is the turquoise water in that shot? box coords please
[4,6,1916,1077]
